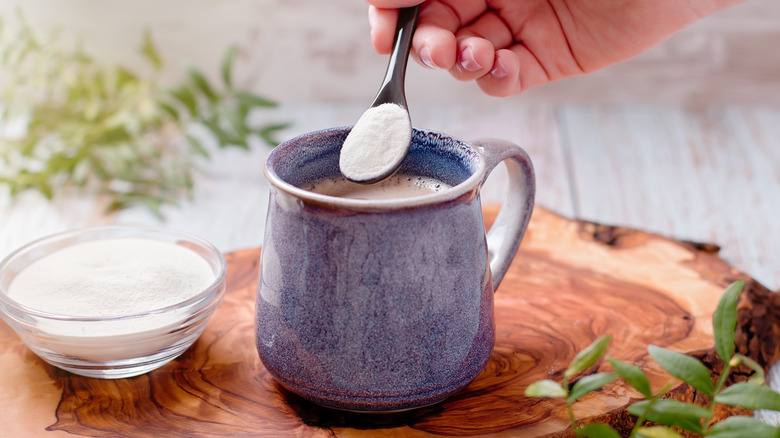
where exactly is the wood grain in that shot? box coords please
[1,206,778,437]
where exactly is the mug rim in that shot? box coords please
[263,127,487,211]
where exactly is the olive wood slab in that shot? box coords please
[1,206,778,437]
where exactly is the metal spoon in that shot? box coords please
[339,5,420,184]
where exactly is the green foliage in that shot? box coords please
[707,416,780,438]
[648,345,715,396]
[524,281,780,437]
[578,422,622,438]
[569,373,617,403]
[0,14,289,216]
[525,379,567,398]
[713,281,743,363]
[565,335,612,380]
[733,354,767,385]
[635,426,685,438]
[628,400,709,434]
[608,357,653,399]
[715,383,780,411]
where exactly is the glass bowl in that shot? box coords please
[0,226,227,379]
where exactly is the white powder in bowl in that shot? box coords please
[7,237,216,317]
[339,103,412,182]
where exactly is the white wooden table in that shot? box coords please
[1,101,778,421]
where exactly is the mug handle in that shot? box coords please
[472,139,536,292]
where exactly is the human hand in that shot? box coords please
[366,0,740,97]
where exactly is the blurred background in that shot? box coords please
[1,0,778,106]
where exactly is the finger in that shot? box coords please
[447,10,512,81]
[476,49,521,97]
[412,23,458,69]
[448,36,494,81]
[408,1,466,69]
[475,47,551,97]
[368,6,398,54]
[455,10,514,49]
[365,0,426,8]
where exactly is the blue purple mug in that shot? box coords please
[256,127,535,412]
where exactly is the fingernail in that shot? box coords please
[490,57,509,79]
[458,47,482,72]
[420,46,437,69]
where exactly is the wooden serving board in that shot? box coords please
[1,206,778,437]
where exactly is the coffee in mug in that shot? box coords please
[304,174,450,200]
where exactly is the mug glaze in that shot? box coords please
[256,127,535,412]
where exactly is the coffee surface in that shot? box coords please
[305,174,450,200]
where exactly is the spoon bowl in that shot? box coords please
[339,5,420,184]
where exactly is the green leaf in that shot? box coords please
[713,280,743,362]
[732,354,766,385]
[715,383,780,411]
[187,66,217,102]
[258,122,290,147]
[72,160,90,186]
[38,178,53,199]
[608,357,653,399]
[565,335,612,380]
[168,86,198,116]
[92,125,132,145]
[114,66,139,91]
[568,373,616,403]
[140,28,163,70]
[525,380,567,399]
[234,90,277,108]
[221,45,236,88]
[0,15,289,217]
[211,112,248,147]
[576,422,621,438]
[105,198,128,213]
[647,345,714,396]
[185,133,210,158]
[221,105,250,138]
[158,101,180,121]
[635,426,685,438]
[202,117,234,147]
[707,416,780,438]
[627,400,708,434]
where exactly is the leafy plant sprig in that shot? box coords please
[0,14,289,216]
[525,281,780,437]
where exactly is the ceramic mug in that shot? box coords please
[255,127,535,412]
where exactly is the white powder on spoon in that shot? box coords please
[339,103,412,183]
[7,238,215,317]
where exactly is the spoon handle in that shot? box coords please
[371,5,421,109]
